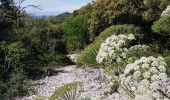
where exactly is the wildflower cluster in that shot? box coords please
[96,34,135,64]
[161,5,170,16]
[120,56,169,100]
[96,33,170,100]
[96,34,150,66]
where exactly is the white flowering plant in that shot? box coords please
[96,34,135,64]
[161,5,170,17]
[96,33,170,100]
[127,44,150,62]
[96,34,151,74]
[96,34,138,77]
[120,56,170,100]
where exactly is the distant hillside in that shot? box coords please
[30,12,72,20]
[47,12,72,24]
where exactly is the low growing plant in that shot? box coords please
[34,81,83,100]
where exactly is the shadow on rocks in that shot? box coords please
[26,68,69,80]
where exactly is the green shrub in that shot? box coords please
[64,16,89,52]
[165,55,170,76]
[151,16,170,52]
[17,21,69,68]
[41,53,73,67]
[7,69,29,98]
[77,24,140,67]
[152,16,170,35]
[88,0,169,41]
[0,41,26,78]
[77,44,98,67]
[0,41,29,99]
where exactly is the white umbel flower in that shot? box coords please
[96,34,135,64]
[120,56,168,100]
[96,33,169,100]
[128,34,135,40]
[161,5,170,17]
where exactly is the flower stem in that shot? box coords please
[105,67,135,99]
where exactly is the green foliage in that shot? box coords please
[50,82,83,100]
[0,1,31,99]
[151,16,170,53]
[165,56,170,76]
[7,69,29,98]
[16,18,71,68]
[0,0,24,42]
[73,3,93,19]
[34,82,83,100]
[152,16,170,35]
[0,42,26,78]
[64,16,89,52]
[77,24,140,67]
[41,53,73,67]
[88,0,169,41]
[1,0,169,99]
[48,12,72,24]
[77,44,98,67]
[0,1,73,98]
[0,41,29,99]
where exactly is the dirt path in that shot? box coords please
[21,65,115,100]
[19,54,128,100]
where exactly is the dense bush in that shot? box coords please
[0,1,31,99]
[77,24,140,67]
[0,1,73,99]
[0,42,29,99]
[64,16,89,52]
[151,15,170,54]
[73,3,93,19]
[0,0,19,42]
[16,18,71,68]
[40,53,73,67]
[152,16,170,35]
[88,0,169,41]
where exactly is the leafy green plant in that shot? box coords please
[0,41,29,99]
[77,24,140,67]
[64,16,89,52]
[50,82,83,100]
[17,18,71,68]
[34,82,83,100]
[151,16,170,53]
[152,16,170,35]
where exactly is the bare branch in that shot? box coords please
[15,0,43,11]
[21,5,43,11]
[18,0,26,6]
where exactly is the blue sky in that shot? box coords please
[15,0,94,16]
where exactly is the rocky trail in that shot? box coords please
[19,54,128,100]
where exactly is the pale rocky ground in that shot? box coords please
[18,54,129,100]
